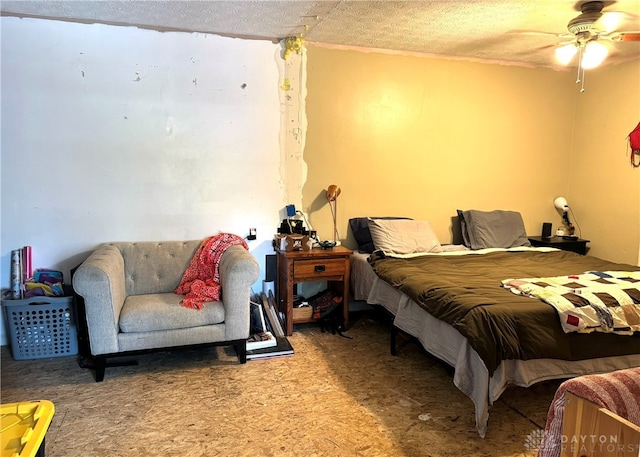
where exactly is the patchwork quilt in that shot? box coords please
[502,271,640,335]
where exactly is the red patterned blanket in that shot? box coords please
[175,233,248,309]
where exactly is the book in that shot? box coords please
[246,335,294,360]
[246,331,277,350]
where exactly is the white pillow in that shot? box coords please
[368,218,442,254]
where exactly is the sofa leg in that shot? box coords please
[235,340,247,364]
[95,356,106,382]
[92,355,138,382]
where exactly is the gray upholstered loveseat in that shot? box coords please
[73,240,259,381]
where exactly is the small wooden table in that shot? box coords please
[275,246,352,336]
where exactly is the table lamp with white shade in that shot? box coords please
[553,197,576,237]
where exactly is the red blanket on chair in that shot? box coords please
[175,233,249,310]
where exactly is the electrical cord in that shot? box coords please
[296,210,311,232]
[567,206,582,238]
[296,210,320,242]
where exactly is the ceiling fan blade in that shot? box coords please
[619,32,640,41]
[607,31,640,41]
[506,29,566,38]
[507,30,553,37]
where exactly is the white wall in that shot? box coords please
[1,17,288,344]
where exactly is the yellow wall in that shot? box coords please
[303,46,578,250]
[569,60,640,264]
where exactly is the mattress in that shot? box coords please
[350,250,640,437]
[368,248,640,375]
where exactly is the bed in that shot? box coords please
[349,213,640,438]
[538,367,640,457]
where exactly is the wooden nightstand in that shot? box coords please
[528,236,590,255]
[275,246,352,336]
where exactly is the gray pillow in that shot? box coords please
[457,209,530,250]
[368,218,442,254]
[348,216,411,253]
[457,209,471,247]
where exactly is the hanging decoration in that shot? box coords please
[628,122,640,168]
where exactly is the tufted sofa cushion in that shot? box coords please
[119,292,225,333]
[107,241,201,296]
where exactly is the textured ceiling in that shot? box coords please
[2,0,640,69]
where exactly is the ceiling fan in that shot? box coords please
[555,1,639,66]
[541,1,640,91]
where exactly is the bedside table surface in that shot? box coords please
[528,236,590,255]
[276,245,353,258]
[528,236,590,244]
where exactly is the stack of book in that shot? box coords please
[245,293,293,360]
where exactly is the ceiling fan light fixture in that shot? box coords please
[581,40,608,69]
[555,43,578,65]
[598,11,624,34]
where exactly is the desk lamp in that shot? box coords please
[553,197,576,237]
[326,185,341,243]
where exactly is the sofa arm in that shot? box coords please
[72,244,126,355]
[219,245,260,340]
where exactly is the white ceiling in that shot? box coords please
[2,0,640,69]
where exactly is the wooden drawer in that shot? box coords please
[293,258,346,280]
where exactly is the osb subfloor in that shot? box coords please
[1,309,561,457]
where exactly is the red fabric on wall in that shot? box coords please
[629,122,640,167]
[630,122,640,152]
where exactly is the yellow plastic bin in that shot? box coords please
[0,400,55,457]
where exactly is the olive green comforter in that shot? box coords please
[368,249,640,375]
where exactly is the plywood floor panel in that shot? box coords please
[0,310,557,456]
